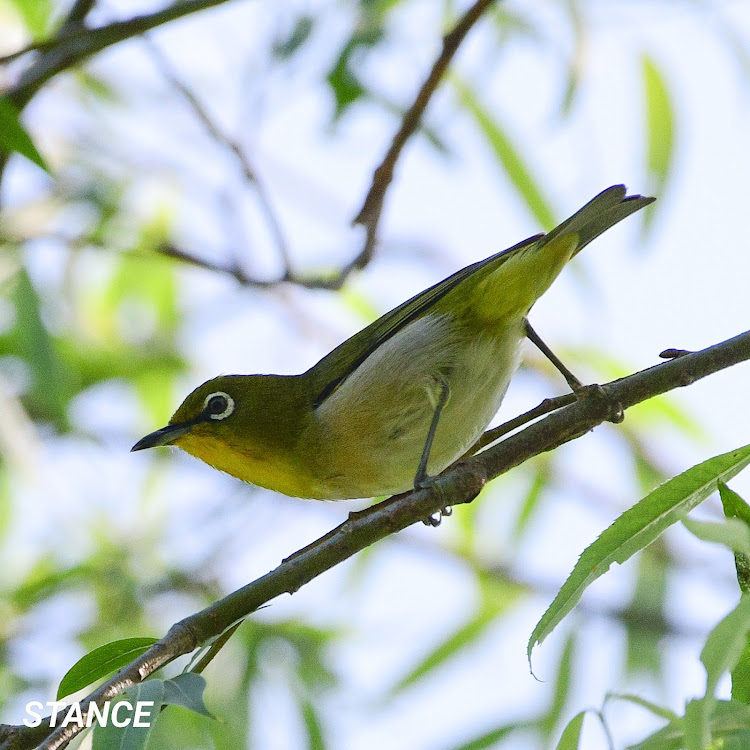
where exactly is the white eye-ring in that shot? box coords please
[204,391,235,420]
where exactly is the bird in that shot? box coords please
[132,185,653,500]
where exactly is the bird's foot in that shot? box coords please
[413,472,453,526]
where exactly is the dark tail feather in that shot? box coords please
[545,185,655,257]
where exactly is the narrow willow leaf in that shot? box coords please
[720,482,750,594]
[683,517,750,558]
[702,595,750,702]
[12,269,68,428]
[0,97,50,172]
[624,545,668,678]
[540,632,575,737]
[300,698,326,750]
[555,711,585,750]
[641,55,674,233]
[57,638,158,699]
[513,465,549,542]
[446,722,529,750]
[731,637,750,704]
[92,680,164,750]
[453,76,557,230]
[607,692,679,723]
[629,722,684,750]
[528,445,750,665]
[559,0,585,117]
[392,577,520,693]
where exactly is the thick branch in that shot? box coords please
[3,330,748,750]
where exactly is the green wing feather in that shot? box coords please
[307,185,654,406]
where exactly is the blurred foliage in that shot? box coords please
[0,1,748,749]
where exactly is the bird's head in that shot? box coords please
[131,375,244,453]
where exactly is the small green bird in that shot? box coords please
[132,185,653,499]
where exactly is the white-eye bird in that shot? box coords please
[132,185,654,499]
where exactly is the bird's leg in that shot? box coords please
[524,319,583,392]
[413,375,453,526]
[524,319,623,423]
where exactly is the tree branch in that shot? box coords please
[143,39,294,275]
[3,329,748,750]
[153,0,496,291]
[4,0,243,109]
[349,0,495,274]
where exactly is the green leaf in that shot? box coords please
[453,76,557,231]
[325,26,383,121]
[273,16,314,58]
[720,482,750,593]
[555,711,585,750]
[0,97,50,172]
[558,0,585,117]
[607,692,679,723]
[641,54,674,233]
[163,673,213,718]
[540,631,575,737]
[92,679,164,750]
[8,0,52,38]
[57,638,158,699]
[624,545,668,678]
[721,482,750,526]
[9,268,69,428]
[445,722,529,750]
[683,517,750,557]
[513,464,549,542]
[528,444,750,664]
[679,596,750,748]
[731,636,750,704]
[300,698,326,750]
[391,575,520,693]
[702,595,750,702]
[628,701,750,750]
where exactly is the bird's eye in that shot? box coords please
[204,391,234,420]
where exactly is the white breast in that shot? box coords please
[307,313,525,499]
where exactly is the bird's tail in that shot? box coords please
[546,184,655,258]
[467,185,654,321]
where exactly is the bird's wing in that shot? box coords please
[307,232,542,406]
[307,184,654,407]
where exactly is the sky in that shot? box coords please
[3,1,750,748]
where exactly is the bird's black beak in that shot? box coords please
[131,422,194,452]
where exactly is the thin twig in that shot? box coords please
[151,0,496,291]
[144,39,294,275]
[3,0,492,294]
[5,0,243,108]
[464,393,578,457]
[0,0,98,67]
[5,329,748,750]
[350,0,495,273]
[60,0,97,31]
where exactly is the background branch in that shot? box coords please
[4,0,242,108]
[349,0,495,279]
[143,39,294,275]
[1,0,494,291]
[3,329,747,750]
